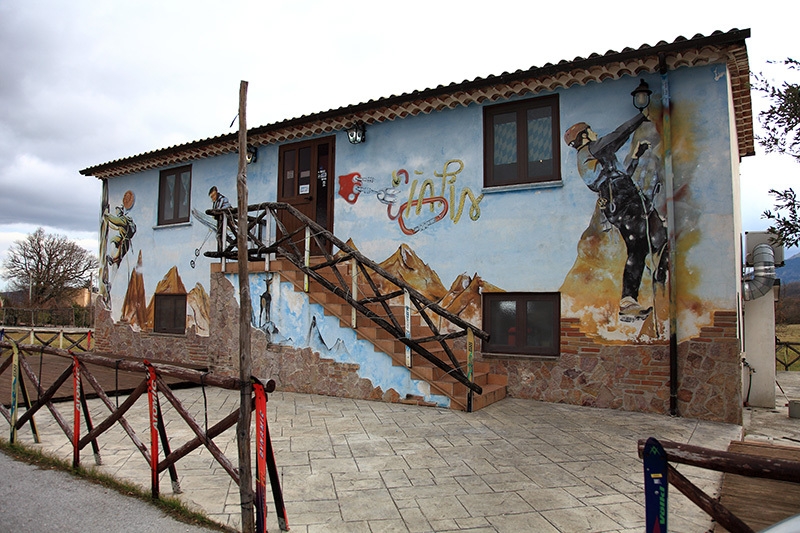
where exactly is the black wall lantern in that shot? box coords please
[631,79,652,112]
[246,145,258,164]
[346,122,366,144]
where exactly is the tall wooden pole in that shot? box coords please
[236,80,255,533]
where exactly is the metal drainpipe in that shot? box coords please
[659,55,680,416]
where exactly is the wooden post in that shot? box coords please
[235,80,256,533]
[404,289,411,368]
[9,341,20,443]
[467,329,474,413]
[72,355,81,468]
[304,227,310,292]
[145,362,159,498]
[351,259,357,329]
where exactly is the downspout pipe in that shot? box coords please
[660,55,680,417]
[743,243,776,301]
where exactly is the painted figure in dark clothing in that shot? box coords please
[208,186,231,210]
[564,113,668,319]
[209,186,232,250]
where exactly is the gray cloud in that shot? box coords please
[0,0,795,279]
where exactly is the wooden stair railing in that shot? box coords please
[271,258,507,411]
[205,202,492,406]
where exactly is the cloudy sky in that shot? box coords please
[1,0,797,289]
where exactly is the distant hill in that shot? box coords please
[778,253,800,285]
[777,254,800,323]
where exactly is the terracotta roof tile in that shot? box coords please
[81,28,753,179]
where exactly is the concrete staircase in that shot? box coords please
[270,258,507,411]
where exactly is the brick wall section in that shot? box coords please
[482,311,741,424]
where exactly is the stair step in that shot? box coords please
[450,383,507,412]
[268,254,508,412]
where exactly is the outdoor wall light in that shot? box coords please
[631,79,652,112]
[346,122,366,144]
[246,145,258,164]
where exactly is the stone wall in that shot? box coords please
[482,312,742,424]
[93,298,210,368]
[95,273,742,423]
[207,272,405,404]
[678,311,742,423]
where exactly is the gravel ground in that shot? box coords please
[0,451,222,533]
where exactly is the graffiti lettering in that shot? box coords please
[452,187,484,223]
[392,169,409,187]
[340,159,483,235]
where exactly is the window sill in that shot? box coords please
[482,351,560,361]
[482,180,563,194]
[153,221,192,230]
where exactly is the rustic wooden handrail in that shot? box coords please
[2,336,288,531]
[0,342,240,390]
[638,438,800,533]
[206,201,489,395]
[1,341,246,492]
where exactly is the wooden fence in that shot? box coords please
[0,307,94,328]
[0,340,288,531]
[776,340,800,371]
[638,438,800,533]
[1,327,92,352]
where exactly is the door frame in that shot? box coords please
[277,135,335,254]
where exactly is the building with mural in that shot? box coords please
[80,29,755,424]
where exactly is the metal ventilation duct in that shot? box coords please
[743,243,776,301]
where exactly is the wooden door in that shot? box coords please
[277,136,334,255]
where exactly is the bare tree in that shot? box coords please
[2,228,98,307]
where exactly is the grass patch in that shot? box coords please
[776,324,800,343]
[0,438,234,532]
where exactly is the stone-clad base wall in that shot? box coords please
[96,273,742,423]
[679,311,741,423]
[483,311,742,424]
[93,300,210,368]
[207,272,404,404]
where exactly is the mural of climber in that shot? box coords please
[105,191,137,263]
[189,185,233,268]
[98,174,218,337]
[564,113,669,322]
[99,187,137,305]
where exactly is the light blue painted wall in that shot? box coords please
[102,62,738,338]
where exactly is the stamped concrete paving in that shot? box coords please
[13,387,744,532]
